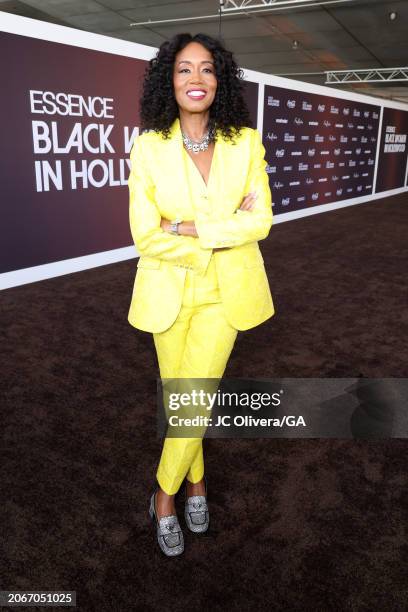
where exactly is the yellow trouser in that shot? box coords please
[153,255,238,495]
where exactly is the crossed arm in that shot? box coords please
[160,190,258,239]
[128,128,273,270]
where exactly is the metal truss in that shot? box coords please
[325,67,408,84]
[130,0,356,27]
[222,0,355,13]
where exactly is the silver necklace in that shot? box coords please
[181,122,216,154]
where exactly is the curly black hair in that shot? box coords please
[139,32,253,144]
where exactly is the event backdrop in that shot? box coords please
[263,84,380,214]
[0,12,407,288]
[0,30,145,275]
[376,106,408,193]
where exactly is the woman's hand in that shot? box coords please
[160,218,171,233]
[238,191,258,211]
[160,218,197,237]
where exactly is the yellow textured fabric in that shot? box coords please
[153,254,238,495]
[127,117,275,494]
[127,117,275,333]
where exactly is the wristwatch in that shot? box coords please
[170,218,183,235]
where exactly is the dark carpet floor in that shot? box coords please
[1,193,407,611]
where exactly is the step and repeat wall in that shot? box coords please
[263,84,408,214]
[1,12,407,288]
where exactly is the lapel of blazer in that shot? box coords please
[148,117,247,219]
[148,118,192,218]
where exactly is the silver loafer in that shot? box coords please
[149,490,184,556]
[184,476,209,533]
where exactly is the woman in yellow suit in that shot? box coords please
[128,33,275,556]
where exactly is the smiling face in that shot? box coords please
[173,41,217,114]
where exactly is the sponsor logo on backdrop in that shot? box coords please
[383,125,407,152]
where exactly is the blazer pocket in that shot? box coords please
[137,257,161,269]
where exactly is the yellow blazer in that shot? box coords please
[127,117,275,333]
